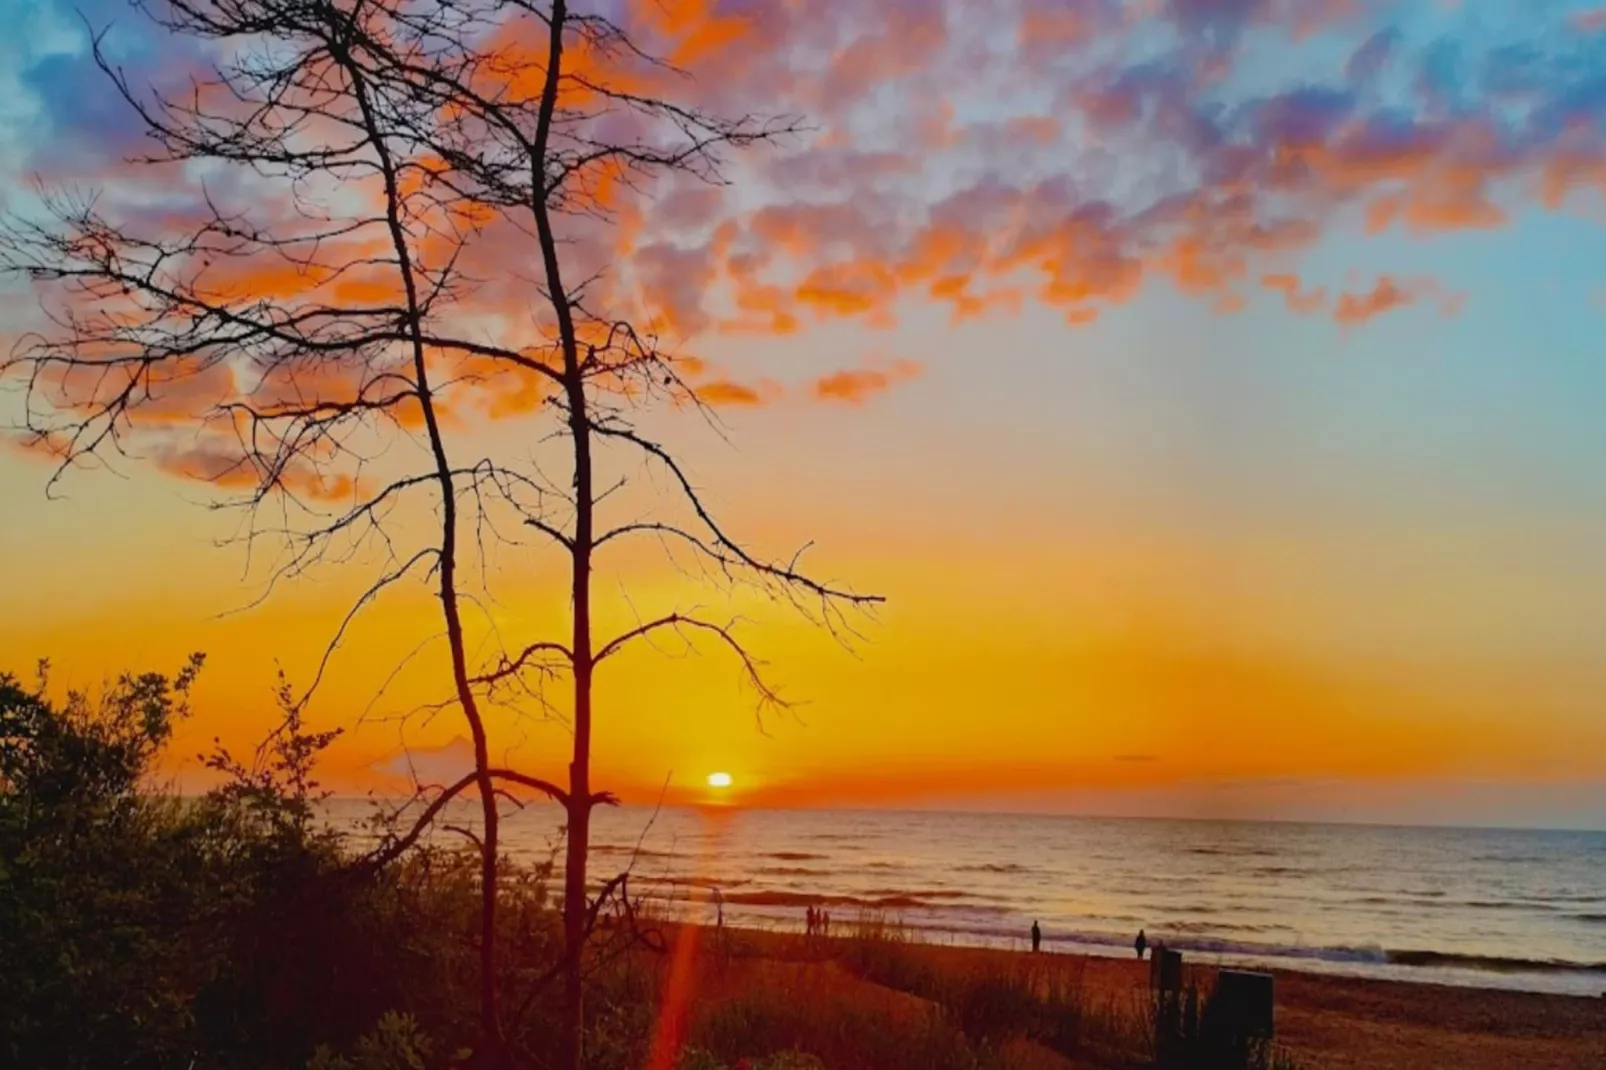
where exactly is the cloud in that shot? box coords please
[1572,7,1606,34]
[8,0,1606,501]
[371,736,477,786]
[21,0,1606,348]
[1260,272,1328,314]
[151,435,355,502]
[1345,28,1398,82]
[2,429,71,467]
[812,359,922,404]
[151,439,261,489]
[695,378,781,407]
[1330,275,1463,326]
[1332,275,1414,325]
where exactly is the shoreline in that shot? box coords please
[642,905,1606,999]
[696,919,1606,1000]
[671,923,1606,1069]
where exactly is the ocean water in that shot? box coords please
[328,802,1606,997]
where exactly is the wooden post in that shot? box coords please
[1202,969,1275,1069]
[1150,947,1185,1066]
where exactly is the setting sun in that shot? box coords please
[706,772,733,790]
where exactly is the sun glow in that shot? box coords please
[706,771,733,789]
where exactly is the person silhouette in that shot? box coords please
[806,904,816,936]
[1135,928,1148,960]
[1031,920,1042,953]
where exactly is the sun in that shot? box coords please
[706,771,733,789]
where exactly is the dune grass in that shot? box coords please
[667,912,1304,1070]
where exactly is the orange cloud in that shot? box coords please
[1261,272,1328,314]
[795,260,900,320]
[2,430,72,467]
[811,359,922,405]
[1332,275,1413,325]
[1330,275,1465,326]
[695,379,781,407]
[153,439,260,490]
[152,435,355,501]
[1017,4,1091,51]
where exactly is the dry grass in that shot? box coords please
[642,916,1309,1070]
[654,916,1143,1070]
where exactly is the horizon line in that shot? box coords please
[307,795,1606,836]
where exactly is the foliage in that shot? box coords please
[0,656,445,1069]
[0,652,611,1069]
[202,669,343,840]
[307,1012,434,1070]
[0,657,219,1068]
[839,912,942,998]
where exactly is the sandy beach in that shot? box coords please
[656,925,1606,1070]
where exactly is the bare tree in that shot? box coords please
[3,1,878,1066]
[378,4,885,1063]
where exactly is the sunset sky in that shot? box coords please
[4,0,1606,828]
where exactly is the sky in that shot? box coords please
[4,0,1606,828]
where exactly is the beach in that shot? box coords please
[335,803,1606,998]
[658,925,1606,1070]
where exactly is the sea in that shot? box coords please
[326,802,1606,997]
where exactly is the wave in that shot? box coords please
[1158,920,1283,936]
[1348,892,1463,908]
[1453,898,1561,912]
[955,863,1030,874]
[591,844,676,859]
[754,866,832,877]
[775,910,1606,980]
[645,875,748,890]
[1061,933,1606,979]
[766,851,826,861]
[722,890,980,910]
[1385,949,1606,975]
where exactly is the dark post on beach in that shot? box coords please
[1200,969,1276,1070]
[1150,947,1186,1067]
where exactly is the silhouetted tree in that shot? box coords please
[2,1,878,1066]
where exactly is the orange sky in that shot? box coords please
[6,0,1606,827]
[5,350,1606,827]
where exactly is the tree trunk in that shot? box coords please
[561,371,594,1070]
[561,747,590,1069]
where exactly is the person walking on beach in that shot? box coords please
[1135,929,1148,960]
[806,904,816,937]
[1031,920,1042,953]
